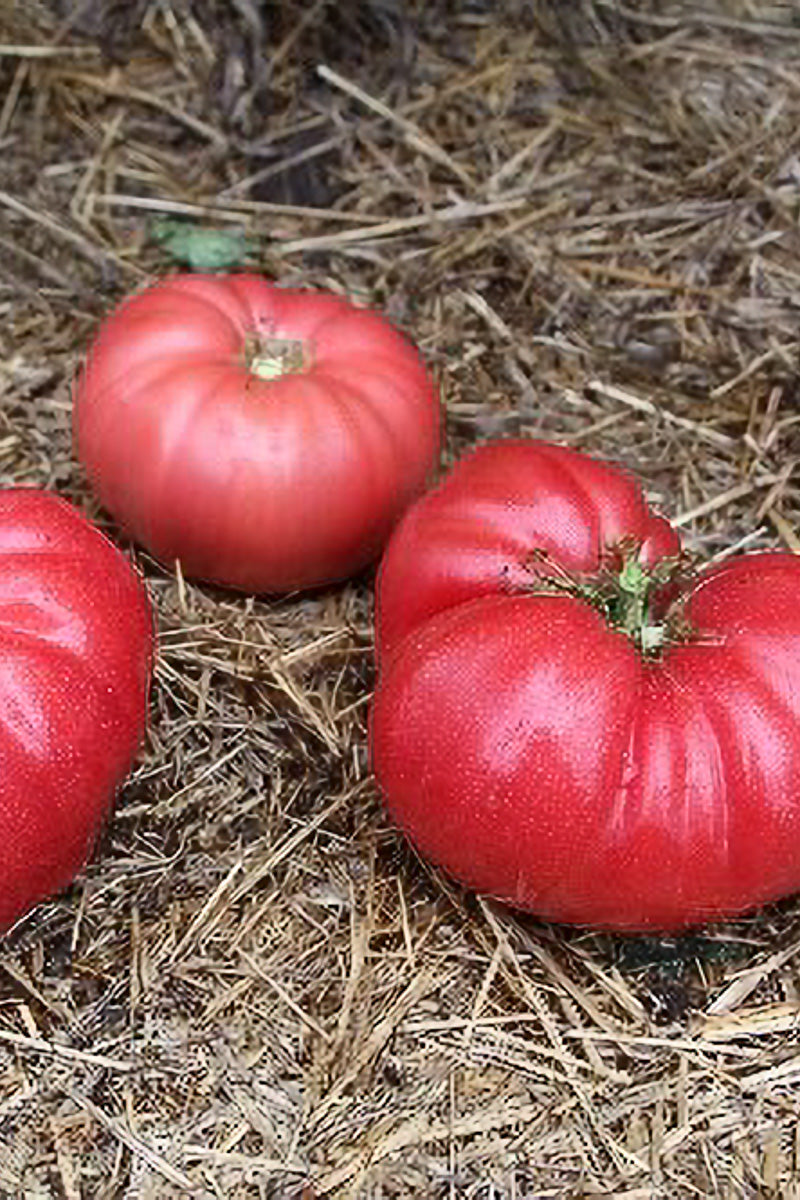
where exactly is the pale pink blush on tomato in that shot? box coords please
[73,274,441,593]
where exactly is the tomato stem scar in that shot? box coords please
[244,334,309,380]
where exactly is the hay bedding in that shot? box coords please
[1,0,800,1195]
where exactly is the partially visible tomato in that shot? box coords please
[0,491,153,932]
[73,274,441,594]
[371,439,800,931]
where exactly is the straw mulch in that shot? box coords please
[2,1,800,1196]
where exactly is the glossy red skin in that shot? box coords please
[0,491,153,932]
[73,274,441,594]
[371,441,800,931]
[376,439,679,663]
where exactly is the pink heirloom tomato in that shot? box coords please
[0,491,153,932]
[371,438,800,932]
[73,274,441,594]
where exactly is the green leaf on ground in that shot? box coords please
[150,219,251,270]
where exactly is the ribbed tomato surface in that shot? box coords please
[376,439,679,661]
[74,274,441,593]
[372,440,800,931]
[0,491,153,931]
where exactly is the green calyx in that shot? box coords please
[606,552,669,654]
[524,540,692,658]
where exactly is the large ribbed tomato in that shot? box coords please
[371,439,800,931]
[0,491,153,932]
[73,274,441,594]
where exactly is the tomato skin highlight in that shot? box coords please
[0,491,154,932]
[371,440,800,931]
[73,274,441,594]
